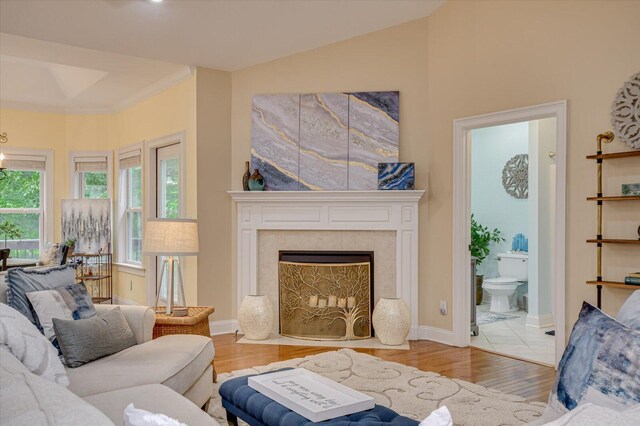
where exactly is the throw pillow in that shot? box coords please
[543,403,640,426]
[38,243,61,267]
[6,265,76,326]
[26,283,96,349]
[123,403,187,426]
[0,303,69,386]
[53,306,137,368]
[616,290,640,330]
[544,302,640,420]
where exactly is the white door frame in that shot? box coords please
[452,101,567,366]
[144,131,187,306]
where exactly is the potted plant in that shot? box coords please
[64,238,77,256]
[0,220,22,250]
[470,214,504,305]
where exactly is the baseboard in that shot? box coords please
[112,295,139,306]
[210,319,240,336]
[526,313,554,328]
[417,326,455,346]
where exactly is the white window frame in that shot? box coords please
[0,147,53,254]
[145,131,186,306]
[68,151,113,200]
[116,143,145,275]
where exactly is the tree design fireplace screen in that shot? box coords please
[278,251,373,341]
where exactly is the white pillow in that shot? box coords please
[38,243,60,266]
[420,406,452,426]
[0,302,69,387]
[123,404,186,426]
[542,403,640,425]
[616,290,640,330]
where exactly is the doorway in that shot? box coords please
[145,132,186,306]
[469,120,556,365]
[452,101,567,366]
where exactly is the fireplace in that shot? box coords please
[278,251,374,341]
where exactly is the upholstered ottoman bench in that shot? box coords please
[219,369,419,426]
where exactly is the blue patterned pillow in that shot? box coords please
[26,283,96,353]
[545,302,640,419]
[6,265,77,326]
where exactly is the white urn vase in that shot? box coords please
[372,298,410,346]
[239,295,273,340]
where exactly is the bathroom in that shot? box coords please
[469,120,556,365]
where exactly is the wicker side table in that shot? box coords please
[153,306,216,382]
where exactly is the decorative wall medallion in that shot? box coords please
[502,154,528,199]
[611,71,640,150]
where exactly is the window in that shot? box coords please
[118,147,143,266]
[69,152,112,199]
[0,149,53,259]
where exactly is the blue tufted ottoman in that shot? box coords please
[219,368,419,426]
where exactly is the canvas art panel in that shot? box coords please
[251,91,399,190]
[378,162,415,190]
[61,199,111,254]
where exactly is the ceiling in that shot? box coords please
[0,0,444,112]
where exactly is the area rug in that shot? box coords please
[477,310,519,325]
[208,348,546,426]
[237,334,410,350]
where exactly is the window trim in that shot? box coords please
[145,131,186,306]
[68,151,113,200]
[0,147,53,254]
[117,143,145,269]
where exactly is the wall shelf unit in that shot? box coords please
[68,252,113,304]
[586,132,640,308]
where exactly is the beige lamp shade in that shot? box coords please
[143,218,199,256]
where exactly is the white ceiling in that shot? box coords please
[0,0,444,112]
[0,33,191,113]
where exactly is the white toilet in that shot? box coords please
[483,252,528,313]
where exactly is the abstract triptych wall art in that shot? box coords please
[251,91,399,190]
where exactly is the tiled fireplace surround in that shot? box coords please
[229,190,425,340]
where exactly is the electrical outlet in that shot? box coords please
[439,301,447,315]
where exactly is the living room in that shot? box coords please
[1,1,639,425]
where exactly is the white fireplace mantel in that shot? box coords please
[228,190,426,340]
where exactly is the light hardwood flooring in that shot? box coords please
[212,334,556,402]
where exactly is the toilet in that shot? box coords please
[483,252,528,313]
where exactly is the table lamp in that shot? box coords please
[143,218,198,315]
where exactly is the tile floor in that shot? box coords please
[471,304,555,365]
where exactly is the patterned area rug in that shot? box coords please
[477,310,519,325]
[208,348,546,426]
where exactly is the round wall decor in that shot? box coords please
[611,71,640,150]
[502,154,528,199]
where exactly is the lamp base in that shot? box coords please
[154,256,187,316]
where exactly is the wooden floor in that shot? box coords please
[212,334,556,402]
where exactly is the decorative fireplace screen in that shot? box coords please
[278,251,373,341]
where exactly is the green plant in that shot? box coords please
[470,214,505,267]
[64,238,77,247]
[0,220,22,249]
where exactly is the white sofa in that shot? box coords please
[0,271,219,426]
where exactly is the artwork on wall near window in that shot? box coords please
[61,199,111,254]
[251,91,399,190]
[378,162,415,190]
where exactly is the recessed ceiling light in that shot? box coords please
[150,0,163,3]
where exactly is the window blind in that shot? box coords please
[3,154,47,171]
[119,149,141,169]
[75,156,107,172]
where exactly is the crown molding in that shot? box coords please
[112,65,194,112]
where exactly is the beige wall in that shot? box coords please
[230,1,640,336]
[195,67,233,319]
[1,76,202,307]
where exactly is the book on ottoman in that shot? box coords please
[248,368,375,422]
